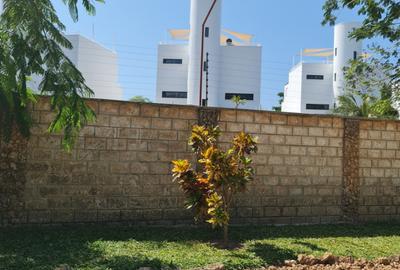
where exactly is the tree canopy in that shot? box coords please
[129,96,152,103]
[0,0,104,150]
[322,0,400,85]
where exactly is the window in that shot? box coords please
[162,91,187,99]
[335,48,337,56]
[334,73,337,82]
[225,93,254,101]
[306,75,324,80]
[306,104,330,110]
[205,27,210,38]
[163,59,183,64]
[353,51,357,60]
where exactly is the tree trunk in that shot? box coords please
[223,224,229,247]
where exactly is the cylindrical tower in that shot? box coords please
[333,22,362,102]
[187,0,222,107]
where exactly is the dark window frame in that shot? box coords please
[306,104,330,110]
[205,27,210,38]
[335,48,337,56]
[353,51,358,60]
[163,58,183,64]
[306,74,324,80]
[162,91,187,99]
[225,93,254,101]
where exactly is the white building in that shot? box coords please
[282,22,362,114]
[30,34,123,101]
[156,0,262,110]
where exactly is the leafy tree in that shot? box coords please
[272,92,284,112]
[0,0,104,150]
[334,58,398,118]
[130,96,152,103]
[172,125,257,246]
[322,0,400,85]
[230,95,247,109]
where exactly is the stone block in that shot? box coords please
[245,123,261,133]
[85,138,107,150]
[318,118,333,127]
[264,207,281,216]
[277,126,292,135]
[227,122,244,132]
[119,103,140,116]
[288,116,303,126]
[293,127,308,136]
[139,129,158,140]
[118,128,139,139]
[285,136,301,145]
[141,104,159,117]
[220,109,236,122]
[159,130,177,141]
[98,210,121,222]
[237,111,254,122]
[270,114,287,125]
[74,211,98,222]
[149,162,170,174]
[254,111,270,123]
[270,135,285,144]
[137,152,158,162]
[160,107,180,118]
[110,162,130,174]
[127,140,147,151]
[107,139,127,151]
[172,119,188,130]
[302,137,316,146]
[261,125,277,134]
[148,141,169,152]
[179,107,197,120]
[95,127,115,138]
[131,117,151,128]
[302,116,318,127]
[110,116,131,128]
[99,101,120,115]
[309,127,324,137]
[152,118,172,129]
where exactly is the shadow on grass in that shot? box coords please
[292,241,328,253]
[248,242,297,265]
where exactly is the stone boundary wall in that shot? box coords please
[0,97,399,226]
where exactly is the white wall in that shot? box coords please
[333,22,362,101]
[187,0,222,106]
[282,63,303,113]
[73,35,123,100]
[300,63,334,114]
[29,34,123,101]
[218,45,262,110]
[156,44,189,105]
[282,63,333,114]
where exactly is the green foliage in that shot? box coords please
[129,95,152,103]
[322,0,400,86]
[272,92,284,112]
[172,125,257,244]
[0,0,103,150]
[334,58,398,119]
[230,95,247,109]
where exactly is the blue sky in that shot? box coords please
[53,0,362,110]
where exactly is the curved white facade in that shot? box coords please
[333,22,362,101]
[187,0,222,106]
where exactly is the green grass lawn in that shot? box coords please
[0,223,399,270]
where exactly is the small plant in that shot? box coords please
[231,95,247,109]
[172,125,257,246]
